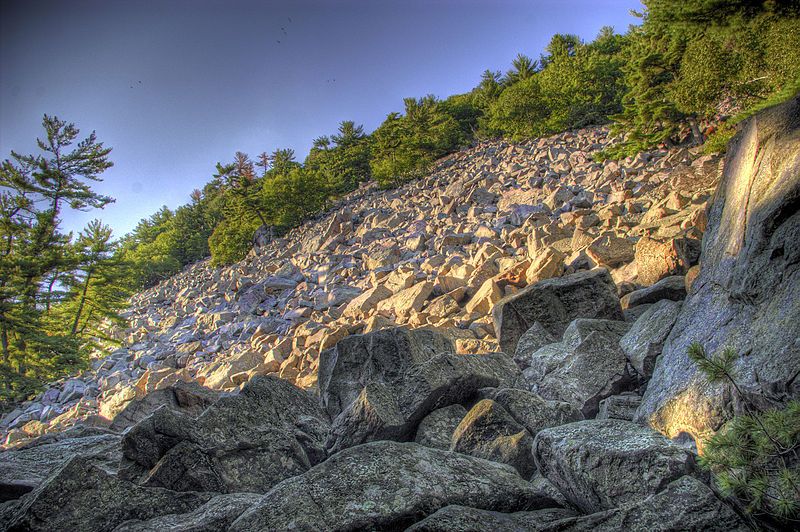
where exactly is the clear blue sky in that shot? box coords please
[1,0,642,237]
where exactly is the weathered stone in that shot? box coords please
[533,419,697,513]
[121,375,330,493]
[489,388,582,437]
[2,456,212,532]
[0,434,121,502]
[620,299,682,378]
[114,493,262,532]
[586,234,634,268]
[108,380,218,432]
[406,506,576,531]
[493,268,623,356]
[451,399,535,477]
[596,393,642,421]
[620,275,686,309]
[524,319,635,418]
[325,351,519,453]
[229,441,557,531]
[376,281,434,317]
[414,404,467,450]
[637,96,800,446]
[342,285,392,319]
[634,235,699,286]
[317,327,455,419]
[513,321,557,370]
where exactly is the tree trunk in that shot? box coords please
[70,270,93,336]
[0,320,10,365]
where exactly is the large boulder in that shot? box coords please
[120,375,330,493]
[414,405,467,450]
[620,299,682,379]
[523,319,636,417]
[0,433,121,502]
[229,441,558,531]
[1,456,212,532]
[108,380,219,432]
[533,419,697,513]
[637,95,800,446]
[493,269,623,356]
[113,493,261,532]
[450,399,535,477]
[318,327,455,419]
[325,351,519,453]
[488,388,583,437]
[408,477,746,531]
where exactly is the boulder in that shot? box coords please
[620,275,686,309]
[619,299,682,379]
[229,441,557,531]
[637,95,800,446]
[113,493,261,532]
[546,476,747,531]
[450,399,535,477]
[493,268,623,355]
[406,506,577,531]
[533,420,696,513]
[596,393,642,421]
[414,404,467,450]
[586,234,635,268]
[120,375,330,493]
[513,321,557,370]
[523,319,635,417]
[325,351,520,453]
[489,388,582,437]
[108,380,219,432]
[376,281,434,317]
[2,457,212,532]
[342,285,392,319]
[0,434,121,502]
[317,327,455,418]
[634,235,699,286]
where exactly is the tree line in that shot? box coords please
[1,0,798,400]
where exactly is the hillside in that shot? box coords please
[1,125,721,442]
[0,94,798,530]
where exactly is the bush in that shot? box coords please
[688,342,800,526]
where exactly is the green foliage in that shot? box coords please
[689,343,800,526]
[487,30,627,140]
[208,215,262,266]
[370,96,464,187]
[0,116,121,402]
[305,121,371,196]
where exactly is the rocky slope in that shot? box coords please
[0,96,797,531]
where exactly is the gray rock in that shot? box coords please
[451,399,535,477]
[637,95,800,444]
[620,299,682,379]
[513,321,557,370]
[596,394,642,421]
[489,388,582,437]
[406,506,577,531]
[108,380,219,432]
[2,456,212,532]
[524,319,636,418]
[545,476,747,531]
[113,492,261,532]
[318,327,455,419]
[121,375,330,493]
[229,441,558,531]
[414,404,467,449]
[0,434,122,502]
[325,351,520,454]
[493,269,623,356]
[620,275,686,309]
[533,419,697,513]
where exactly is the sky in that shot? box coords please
[1,0,643,237]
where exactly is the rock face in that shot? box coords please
[113,493,261,532]
[229,441,557,531]
[493,269,624,356]
[637,95,800,445]
[533,419,697,513]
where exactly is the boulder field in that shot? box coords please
[1,97,797,530]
